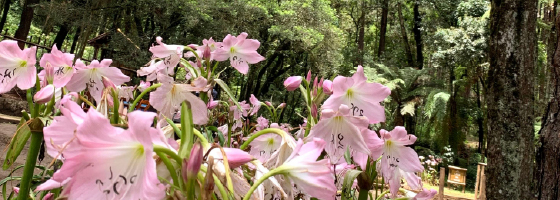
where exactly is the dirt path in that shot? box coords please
[0,122,23,195]
[0,122,52,196]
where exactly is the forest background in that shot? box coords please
[0,0,557,199]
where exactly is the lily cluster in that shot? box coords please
[0,33,436,200]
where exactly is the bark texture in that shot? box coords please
[535,11,560,200]
[14,0,39,49]
[377,0,388,58]
[486,0,537,199]
[412,1,423,69]
[397,3,414,68]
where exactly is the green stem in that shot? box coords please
[375,190,390,200]
[78,95,96,109]
[358,188,370,200]
[155,152,180,188]
[165,118,183,139]
[17,131,43,200]
[242,168,282,200]
[193,129,210,149]
[227,122,232,148]
[154,145,182,164]
[111,89,120,124]
[179,101,194,158]
[239,128,286,150]
[128,83,162,113]
[26,89,33,116]
[44,91,56,116]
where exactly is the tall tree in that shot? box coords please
[53,24,70,50]
[397,2,414,68]
[14,0,39,49]
[535,10,560,200]
[0,0,11,32]
[412,0,423,69]
[377,0,389,58]
[486,0,537,199]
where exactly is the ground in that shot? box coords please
[0,122,23,195]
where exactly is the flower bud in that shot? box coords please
[34,84,55,104]
[283,76,303,91]
[207,100,219,109]
[313,76,318,96]
[323,80,333,95]
[203,45,212,60]
[212,148,254,168]
[277,103,286,109]
[311,104,318,117]
[102,76,116,90]
[44,62,54,85]
[182,142,203,182]
[306,70,312,83]
[265,101,273,107]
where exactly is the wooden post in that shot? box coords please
[480,173,486,200]
[475,164,481,198]
[439,167,445,200]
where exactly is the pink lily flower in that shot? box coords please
[38,45,75,88]
[137,80,151,92]
[117,86,135,101]
[255,116,269,131]
[230,101,251,120]
[43,95,86,158]
[283,76,302,91]
[0,40,37,94]
[66,59,130,103]
[213,32,265,74]
[150,37,183,68]
[249,94,261,115]
[377,126,424,197]
[149,75,208,125]
[249,133,282,162]
[307,104,370,163]
[323,79,333,95]
[353,128,385,169]
[34,84,55,104]
[323,65,391,123]
[137,60,167,81]
[411,188,437,200]
[275,138,337,200]
[38,110,166,199]
[185,38,222,60]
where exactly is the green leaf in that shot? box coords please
[215,79,242,110]
[344,147,352,164]
[341,169,362,200]
[2,118,32,170]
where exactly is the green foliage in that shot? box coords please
[456,0,489,17]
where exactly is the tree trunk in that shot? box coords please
[14,0,39,49]
[70,27,81,54]
[412,1,423,69]
[476,78,484,154]
[377,0,388,58]
[486,0,537,199]
[357,5,365,66]
[535,10,560,200]
[397,3,414,68]
[0,0,11,32]
[53,23,70,50]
